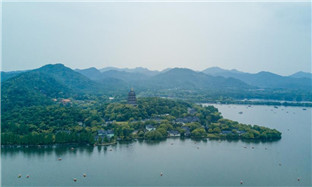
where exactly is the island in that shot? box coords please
[1,93,281,146]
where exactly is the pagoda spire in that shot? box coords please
[127,88,137,106]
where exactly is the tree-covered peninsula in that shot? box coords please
[1,97,281,145]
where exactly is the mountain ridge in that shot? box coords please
[2,64,311,110]
[202,67,311,89]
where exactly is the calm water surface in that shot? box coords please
[2,104,311,186]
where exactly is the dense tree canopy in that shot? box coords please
[1,97,281,145]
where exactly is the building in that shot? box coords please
[146,125,156,131]
[168,130,181,137]
[96,130,115,140]
[127,88,137,106]
[175,116,200,124]
[61,99,71,105]
[181,126,191,137]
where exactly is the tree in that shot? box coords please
[191,128,207,138]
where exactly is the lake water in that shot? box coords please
[1,104,311,186]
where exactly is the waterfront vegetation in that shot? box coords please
[1,97,281,145]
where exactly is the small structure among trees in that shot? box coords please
[127,88,137,106]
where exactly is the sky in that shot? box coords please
[2,1,311,75]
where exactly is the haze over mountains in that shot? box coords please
[2,64,311,90]
[1,64,311,111]
[202,67,312,89]
[75,65,311,89]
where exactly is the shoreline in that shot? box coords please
[200,101,312,107]
[1,136,281,147]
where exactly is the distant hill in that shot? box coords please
[76,67,252,91]
[147,68,252,90]
[100,67,159,76]
[76,67,156,83]
[290,71,312,79]
[97,77,129,92]
[101,70,149,82]
[75,67,103,81]
[202,67,242,76]
[202,67,311,90]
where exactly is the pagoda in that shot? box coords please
[127,88,137,106]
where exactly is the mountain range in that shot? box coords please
[3,65,311,88]
[202,67,312,89]
[75,66,311,89]
[1,64,311,111]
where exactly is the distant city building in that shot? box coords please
[127,88,137,106]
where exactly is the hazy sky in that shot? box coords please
[2,1,311,75]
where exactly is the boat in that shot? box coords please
[58,158,62,161]
[238,112,243,114]
[303,108,307,110]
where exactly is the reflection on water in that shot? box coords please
[2,145,94,158]
[2,137,279,159]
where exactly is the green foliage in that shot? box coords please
[1,96,282,145]
[184,122,202,131]
[145,129,166,140]
[206,118,281,140]
[191,128,207,138]
[104,97,190,121]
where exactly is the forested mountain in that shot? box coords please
[1,70,27,82]
[2,71,69,111]
[203,67,312,90]
[145,68,252,90]
[1,64,104,111]
[76,67,252,91]
[34,64,100,93]
[5,66,311,91]
[2,64,312,109]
